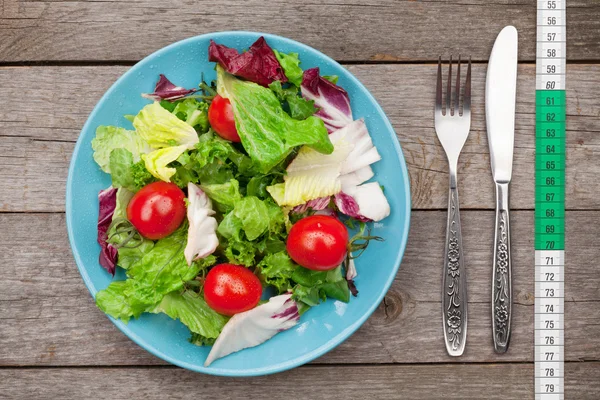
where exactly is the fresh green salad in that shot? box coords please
[93,37,391,366]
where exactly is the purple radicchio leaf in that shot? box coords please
[208,37,288,87]
[334,192,371,222]
[301,67,353,133]
[291,196,331,214]
[97,187,118,275]
[141,74,197,102]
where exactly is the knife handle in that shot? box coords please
[442,178,468,356]
[492,182,512,353]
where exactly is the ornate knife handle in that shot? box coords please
[442,179,468,356]
[492,182,512,353]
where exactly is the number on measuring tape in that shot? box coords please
[536,0,565,398]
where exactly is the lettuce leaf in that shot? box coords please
[256,252,298,293]
[209,37,287,87]
[273,50,303,87]
[292,265,350,308]
[96,225,201,320]
[152,291,228,342]
[269,80,316,121]
[172,98,209,132]
[217,66,333,173]
[107,188,155,270]
[109,149,135,190]
[142,145,189,182]
[133,102,199,150]
[92,126,152,173]
[201,179,242,213]
[233,196,270,241]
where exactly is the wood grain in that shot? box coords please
[0,0,598,62]
[0,64,599,212]
[0,363,599,399]
[1,211,597,366]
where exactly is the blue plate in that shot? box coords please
[66,32,411,376]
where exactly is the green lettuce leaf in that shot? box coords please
[256,252,298,293]
[133,102,199,149]
[273,50,303,87]
[223,239,258,266]
[292,265,350,307]
[131,160,157,189]
[201,179,242,213]
[152,291,228,342]
[95,281,135,320]
[109,148,135,190]
[106,188,154,270]
[96,225,201,320]
[268,80,316,120]
[217,65,332,173]
[142,145,188,182]
[233,196,269,241]
[172,98,209,132]
[92,126,151,173]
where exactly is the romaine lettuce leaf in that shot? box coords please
[133,102,199,150]
[95,280,134,320]
[292,265,350,308]
[217,66,333,173]
[92,126,152,173]
[152,291,228,343]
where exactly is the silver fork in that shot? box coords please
[435,56,471,356]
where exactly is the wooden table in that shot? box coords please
[1,1,599,398]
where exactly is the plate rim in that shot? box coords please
[66,30,412,376]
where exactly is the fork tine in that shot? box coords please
[455,55,461,115]
[463,56,471,112]
[436,56,443,111]
[446,55,452,115]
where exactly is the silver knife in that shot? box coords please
[485,26,518,353]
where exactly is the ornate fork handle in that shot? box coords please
[442,173,468,356]
[492,182,512,353]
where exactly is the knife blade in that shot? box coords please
[485,25,518,353]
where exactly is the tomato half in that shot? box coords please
[286,215,349,271]
[126,181,186,240]
[203,264,263,316]
[208,94,240,142]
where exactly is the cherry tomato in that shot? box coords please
[126,182,186,240]
[203,264,263,316]
[286,215,349,271]
[208,94,240,142]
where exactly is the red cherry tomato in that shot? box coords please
[126,182,186,240]
[203,264,263,316]
[208,94,240,142]
[286,215,349,271]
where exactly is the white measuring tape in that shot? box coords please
[535,0,566,399]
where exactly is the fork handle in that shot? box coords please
[492,182,512,353]
[442,178,468,356]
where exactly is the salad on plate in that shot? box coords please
[92,37,391,366]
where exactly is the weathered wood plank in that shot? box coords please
[0,64,599,212]
[1,211,598,366]
[0,363,599,399]
[0,0,598,62]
